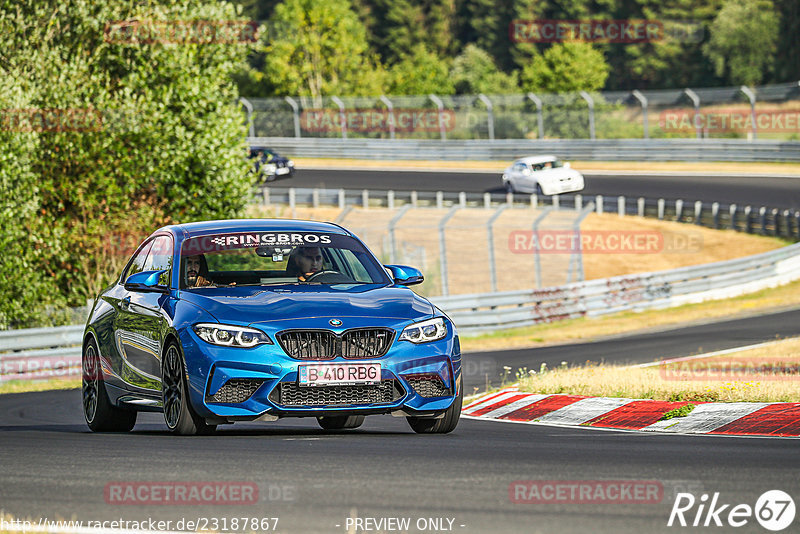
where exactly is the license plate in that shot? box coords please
[298,363,381,387]
[276,167,290,175]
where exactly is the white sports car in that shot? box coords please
[502,156,585,195]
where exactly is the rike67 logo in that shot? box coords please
[668,490,795,531]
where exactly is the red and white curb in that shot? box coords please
[462,387,800,437]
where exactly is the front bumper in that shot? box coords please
[177,320,461,421]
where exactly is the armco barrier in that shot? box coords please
[430,242,800,333]
[249,137,800,162]
[3,243,800,379]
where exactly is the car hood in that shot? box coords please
[178,284,434,325]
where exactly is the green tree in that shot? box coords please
[520,41,609,93]
[388,44,454,95]
[450,44,520,94]
[703,0,780,85]
[261,0,387,98]
[0,0,253,321]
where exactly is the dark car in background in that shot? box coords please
[249,146,295,182]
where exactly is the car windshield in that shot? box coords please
[179,231,390,289]
[532,159,563,171]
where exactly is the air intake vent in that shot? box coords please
[207,378,264,403]
[277,328,394,360]
[270,380,404,407]
[406,375,451,398]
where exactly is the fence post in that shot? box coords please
[631,90,648,140]
[261,187,270,206]
[782,210,790,237]
[595,195,604,214]
[411,191,418,208]
[379,95,395,140]
[436,191,444,209]
[772,208,779,236]
[429,94,447,141]
[487,204,509,292]
[694,201,702,224]
[338,188,346,209]
[684,88,701,139]
[658,198,665,220]
[729,204,737,230]
[483,192,491,209]
[575,194,582,210]
[312,188,319,208]
[580,91,595,140]
[288,188,296,210]
[532,208,553,288]
[569,203,595,283]
[478,94,495,140]
[387,190,395,209]
[527,93,544,139]
[675,199,684,221]
[740,86,757,141]
[331,96,347,140]
[796,211,800,239]
[459,191,467,208]
[712,202,719,229]
[552,195,560,209]
[284,97,301,138]
[388,205,412,264]
[530,194,537,209]
[362,189,369,209]
[239,97,255,138]
[438,206,461,296]
[637,197,645,217]
[506,192,514,206]
[617,196,625,217]
[744,206,752,233]
[759,206,767,235]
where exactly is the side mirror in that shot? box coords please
[384,265,424,286]
[124,269,169,293]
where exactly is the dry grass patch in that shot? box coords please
[515,338,800,402]
[0,377,80,395]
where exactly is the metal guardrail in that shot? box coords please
[249,137,800,162]
[0,326,83,382]
[430,242,800,333]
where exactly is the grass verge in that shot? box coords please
[0,377,80,395]
[513,337,800,403]
[460,278,800,353]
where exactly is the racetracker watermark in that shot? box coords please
[510,480,663,504]
[104,482,259,505]
[659,357,800,381]
[659,108,800,133]
[104,20,259,44]
[509,19,703,43]
[300,109,456,134]
[508,230,703,254]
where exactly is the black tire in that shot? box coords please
[82,338,137,432]
[162,342,216,436]
[406,387,462,434]
[317,415,365,430]
[504,180,515,193]
[535,183,544,196]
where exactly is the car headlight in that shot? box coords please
[399,317,447,344]
[193,323,273,348]
[264,163,277,173]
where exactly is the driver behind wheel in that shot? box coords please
[286,247,324,281]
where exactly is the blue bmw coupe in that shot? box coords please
[82,219,462,435]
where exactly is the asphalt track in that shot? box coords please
[284,169,800,209]
[1,388,798,534]
[3,170,800,533]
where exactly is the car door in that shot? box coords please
[114,235,173,394]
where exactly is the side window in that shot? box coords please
[143,236,173,286]
[123,240,154,282]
